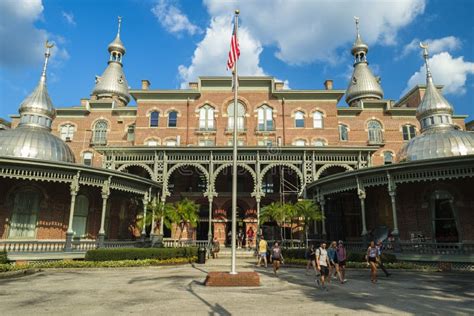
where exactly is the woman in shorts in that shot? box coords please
[366,240,379,284]
[270,241,284,276]
[328,241,342,283]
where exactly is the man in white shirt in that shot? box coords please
[316,242,330,290]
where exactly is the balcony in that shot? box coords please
[90,138,107,146]
[224,127,247,135]
[367,138,385,146]
[194,127,217,135]
[255,126,276,135]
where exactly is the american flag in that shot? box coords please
[226,22,240,70]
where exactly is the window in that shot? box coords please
[8,188,41,238]
[432,191,459,243]
[294,139,306,147]
[257,139,273,147]
[367,120,383,144]
[168,111,178,128]
[313,111,323,128]
[150,111,159,127]
[166,139,177,147]
[198,139,215,146]
[83,152,93,166]
[262,173,274,193]
[383,151,393,165]
[295,111,305,128]
[199,105,214,130]
[92,120,108,145]
[257,105,274,131]
[227,139,245,146]
[72,195,89,237]
[227,102,245,130]
[402,125,416,141]
[313,139,326,147]
[60,124,74,141]
[127,124,135,142]
[146,139,159,147]
[339,124,348,141]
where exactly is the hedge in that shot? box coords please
[0,250,7,264]
[282,249,397,263]
[85,247,198,261]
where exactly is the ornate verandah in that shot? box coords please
[306,155,474,261]
[0,156,160,255]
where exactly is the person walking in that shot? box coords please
[270,241,284,276]
[377,240,392,277]
[336,240,347,283]
[316,242,330,290]
[237,229,244,249]
[246,227,255,250]
[305,244,317,275]
[211,236,220,259]
[366,240,379,284]
[328,241,343,283]
[257,235,268,268]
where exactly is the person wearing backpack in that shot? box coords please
[316,242,330,290]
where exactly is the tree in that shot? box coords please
[260,202,295,241]
[172,198,200,240]
[136,201,174,235]
[294,199,323,247]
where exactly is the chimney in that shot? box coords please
[275,82,284,90]
[324,79,333,90]
[189,82,198,89]
[141,80,151,90]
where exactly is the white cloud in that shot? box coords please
[178,16,264,88]
[62,11,76,26]
[204,0,425,65]
[151,0,201,36]
[0,0,68,69]
[400,36,461,59]
[404,52,474,95]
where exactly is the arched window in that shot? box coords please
[72,195,89,237]
[150,111,159,127]
[402,125,416,141]
[432,191,459,242]
[367,120,383,144]
[295,111,305,128]
[339,124,348,141]
[227,102,245,130]
[168,111,178,128]
[383,151,393,165]
[166,139,177,147]
[313,111,323,128]
[199,105,214,130]
[60,124,74,141]
[83,152,93,166]
[92,120,108,145]
[145,139,159,147]
[257,105,274,131]
[313,139,326,147]
[9,188,41,238]
[294,139,306,147]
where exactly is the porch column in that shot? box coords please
[160,195,166,236]
[98,181,110,248]
[65,174,80,252]
[150,193,159,244]
[207,196,213,242]
[256,196,261,236]
[320,198,327,238]
[358,189,368,237]
[141,192,149,242]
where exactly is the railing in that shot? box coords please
[103,240,140,249]
[1,240,66,252]
[72,240,97,251]
[162,238,208,248]
[399,242,474,255]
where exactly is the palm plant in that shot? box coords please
[136,201,175,234]
[294,199,323,246]
[172,198,200,240]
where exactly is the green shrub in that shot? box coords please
[85,247,198,262]
[0,250,8,264]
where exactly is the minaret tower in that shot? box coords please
[345,17,384,106]
[91,16,130,106]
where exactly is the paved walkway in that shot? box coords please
[1,261,473,315]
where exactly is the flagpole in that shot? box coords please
[230,9,239,275]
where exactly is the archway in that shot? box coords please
[259,164,303,203]
[168,165,208,195]
[118,164,154,179]
[315,164,353,180]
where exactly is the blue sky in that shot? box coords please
[1,0,473,121]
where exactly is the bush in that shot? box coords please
[85,247,198,262]
[0,250,8,264]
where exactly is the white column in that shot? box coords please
[389,189,399,236]
[358,190,368,236]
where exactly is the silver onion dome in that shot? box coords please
[91,16,130,105]
[397,43,474,162]
[0,41,75,163]
[346,17,384,106]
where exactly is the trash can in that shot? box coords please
[197,247,206,264]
